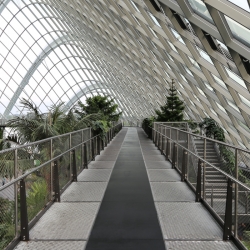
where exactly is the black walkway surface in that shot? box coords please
[85,128,165,250]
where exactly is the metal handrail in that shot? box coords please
[155,122,250,154]
[0,134,100,192]
[0,123,121,192]
[0,127,90,154]
[152,127,250,192]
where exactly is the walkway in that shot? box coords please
[15,128,237,250]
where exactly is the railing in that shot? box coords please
[122,120,141,127]
[144,122,250,249]
[0,123,122,250]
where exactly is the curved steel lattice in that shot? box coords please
[0,0,250,148]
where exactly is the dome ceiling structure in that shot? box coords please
[0,0,250,148]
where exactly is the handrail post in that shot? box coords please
[92,138,95,161]
[223,178,233,240]
[195,159,202,202]
[97,135,101,155]
[172,143,176,169]
[84,143,88,169]
[234,148,238,238]
[53,160,60,202]
[161,129,164,155]
[50,138,53,200]
[20,179,29,241]
[69,133,72,177]
[14,149,18,237]
[72,149,77,182]
[187,133,190,180]
[181,150,187,182]
[153,123,156,143]
[176,130,179,168]
[203,138,206,199]
[165,138,169,160]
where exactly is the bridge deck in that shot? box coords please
[15,128,237,250]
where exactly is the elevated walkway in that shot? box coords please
[14,128,237,250]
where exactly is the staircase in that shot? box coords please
[194,139,227,201]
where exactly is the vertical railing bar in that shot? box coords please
[69,133,72,178]
[72,149,77,182]
[20,179,29,241]
[53,160,60,202]
[223,178,233,240]
[203,138,206,199]
[84,143,88,169]
[196,159,202,202]
[50,138,53,200]
[234,148,238,238]
[14,149,18,238]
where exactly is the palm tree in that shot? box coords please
[6,98,101,143]
[1,99,102,177]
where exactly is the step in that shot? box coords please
[206,175,226,180]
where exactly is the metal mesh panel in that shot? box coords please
[0,183,16,249]
[214,143,235,177]
[179,130,188,148]
[75,144,84,175]
[187,151,198,186]
[58,152,71,190]
[26,163,51,223]
[177,145,183,171]
[33,141,51,172]
[237,183,250,247]
[0,150,15,181]
[238,150,250,188]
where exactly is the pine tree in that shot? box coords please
[155,79,185,122]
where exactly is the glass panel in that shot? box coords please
[228,99,240,112]
[225,15,250,46]
[148,12,161,27]
[196,46,214,65]
[212,74,227,89]
[167,40,178,53]
[216,102,227,113]
[187,0,214,23]
[188,56,201,70]
[130,0,140,12]
[224,66,247,89]
[227,0,250,12]
[171,28,185,44]
[239,94,250,107]
[204,81,214,92]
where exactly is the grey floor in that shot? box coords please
[14,128,238,250]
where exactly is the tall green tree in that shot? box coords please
[75,95,122,122]
[155,79,185,122]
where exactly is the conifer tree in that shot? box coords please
[155,79,185,122]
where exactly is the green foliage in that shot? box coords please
[0,197,15,249]
[75,95,122,122]
[6,98,102,144]
[199,117,225,142]
[27,179,48,221]
[142,116,155,139]
[155,80,185,122]
[91,120,110,138]
[142,116,155,128]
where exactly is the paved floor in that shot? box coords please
[14,128,238,250]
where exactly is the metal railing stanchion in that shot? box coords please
[181,150,187,182]
[84,143,88,169]
[223,178,233,240]
[72,149,77,182]
[20,179,29,241]
[53,160,60,202]
[195,159,202,202]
